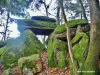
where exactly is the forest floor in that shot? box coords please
[38,52,70,75]
[0,52,70,75]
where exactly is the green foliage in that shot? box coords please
[55,19,88,34]
[0,0,8,7]
[48,34,68,68]
[62,0,82,19]
[71,32,89,65]
[0,0,32,16]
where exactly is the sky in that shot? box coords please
[0,0,57,41]
[0,0,81,41]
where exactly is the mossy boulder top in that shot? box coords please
[53,19,89,41]
[54,19,88,34]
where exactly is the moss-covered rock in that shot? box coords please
[24,19,56,28]
[18,54,40,67]
[54,25,66,34]
[0,30,45,69]
[54,19,88,34]
[71,32,89,67]
[48,21,89,69]
[17,16,56,33]
[48,33,68,68]
[18,54,42,74]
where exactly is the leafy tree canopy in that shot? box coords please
[0,0,33,16]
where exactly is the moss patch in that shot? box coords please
[24,19,56,28]
[54,25,66,34]
[18,54,40,72]
[57,51,67,68]
[48,33,68,68]
[54,19,88,34]
[71,32,89,66]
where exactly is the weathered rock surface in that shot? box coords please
[55,25,89,41]
[16,16,56,35]
[47,19,89,68]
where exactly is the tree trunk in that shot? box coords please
[58,0,77,74]
[3,12,10,40]
[78,0,88,21]
[82,0,100,74]
[81,12,83,19]
[46,8,48,17]
[43,0,49,47]
[56,2,60,25]
[43,0,49,17]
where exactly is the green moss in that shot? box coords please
[18,54,40,68]
[68,19,87,27]
[71,32,89,65]
[53,38,68,51]
[24,19,56,28]
[48,34,68,68]
[54,25,66,34]
[18,54,41,72]
[34,20,56,28]
[54,19,88,34]
[47,37,55,67]
[57,51,67,68]
[82,42,100,74]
